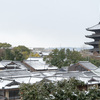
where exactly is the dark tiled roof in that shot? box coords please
[88,77,99,82]
[6,80,20,86]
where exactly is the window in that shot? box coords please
[9,90,20,100]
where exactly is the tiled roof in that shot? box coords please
[0,60,27,70]
[0,69,31,78]
[78,61,97,70]
[24,60,58,70]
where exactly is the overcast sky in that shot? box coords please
[0,0,100,48]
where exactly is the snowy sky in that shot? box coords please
[0,0,100,48]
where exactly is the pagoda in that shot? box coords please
[85,22,100,53]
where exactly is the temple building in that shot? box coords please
[85,22,100,53]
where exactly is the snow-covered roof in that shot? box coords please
[24,60,58,70]
[47,77,68,82]
[41,52,50,56]
[0,62,4,68]
[27,57,45,64]
[0,60,27,70]
[79,77,100,85]
[0,69,100,90]
[91,68,100,76]
[0,80,11,89]
[1,60,12,66]
[43,72,56,76]
[78,61,97,70]
[0,69,31,78]
[48,66,58,70]
[24,60,48,70]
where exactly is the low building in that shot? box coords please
[23,57,58,71]
[68,61,97,71]
[0,60,27,70]
[0,60,100,99]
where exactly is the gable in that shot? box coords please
[5,61,20,69]
[6,80,20,87]
[7,62,18,65]
[68,64,88,71]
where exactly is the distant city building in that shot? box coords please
[85,22,100,53]
[33,48,45,52]
[32,47,53,57]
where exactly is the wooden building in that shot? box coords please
[85,22,100,53]
[68,61,97,71]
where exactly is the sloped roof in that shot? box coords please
[6,80,20,86]
[0,69,31,78]
[79,77,100,84]
[63,71,85,79]
[88,77,99,82]
[0,60,27,70]
[24,60,58,70]
[0,63,4,68]
[91,68,100,76]
[86,22,100,31]
[83,71,96,77]
[1,60,12,66]
[24,60,48,70]
[78,61,97,70]
[27,57,45,64]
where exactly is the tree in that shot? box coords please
[30,52,40,57]
[20,78,100,100]
[20,79,55,100]
[44,48,84,68]
[4,49,15,60]
[13,45,30,61]
[44,48,66,68]
[0,42,11,48]
[66,49,84,64]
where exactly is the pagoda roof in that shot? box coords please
[85,41,99,45]
[86,22,100,31]
[86,34,100,38]
[89,48,100,52]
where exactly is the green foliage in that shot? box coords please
[20,78,100,100]
[0,49,5,60]
[0,42,12,48]
[20,80,55,100]
[4,49,15,60]
[44,48,84,68]
[13,46,30,53]
[30,52,40,57]
[66,49,83,64]
[88,58,100,67]
[86,88,100,100]
[44,48,100,68]
[12,45,30,61]
[0,43,31,61]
